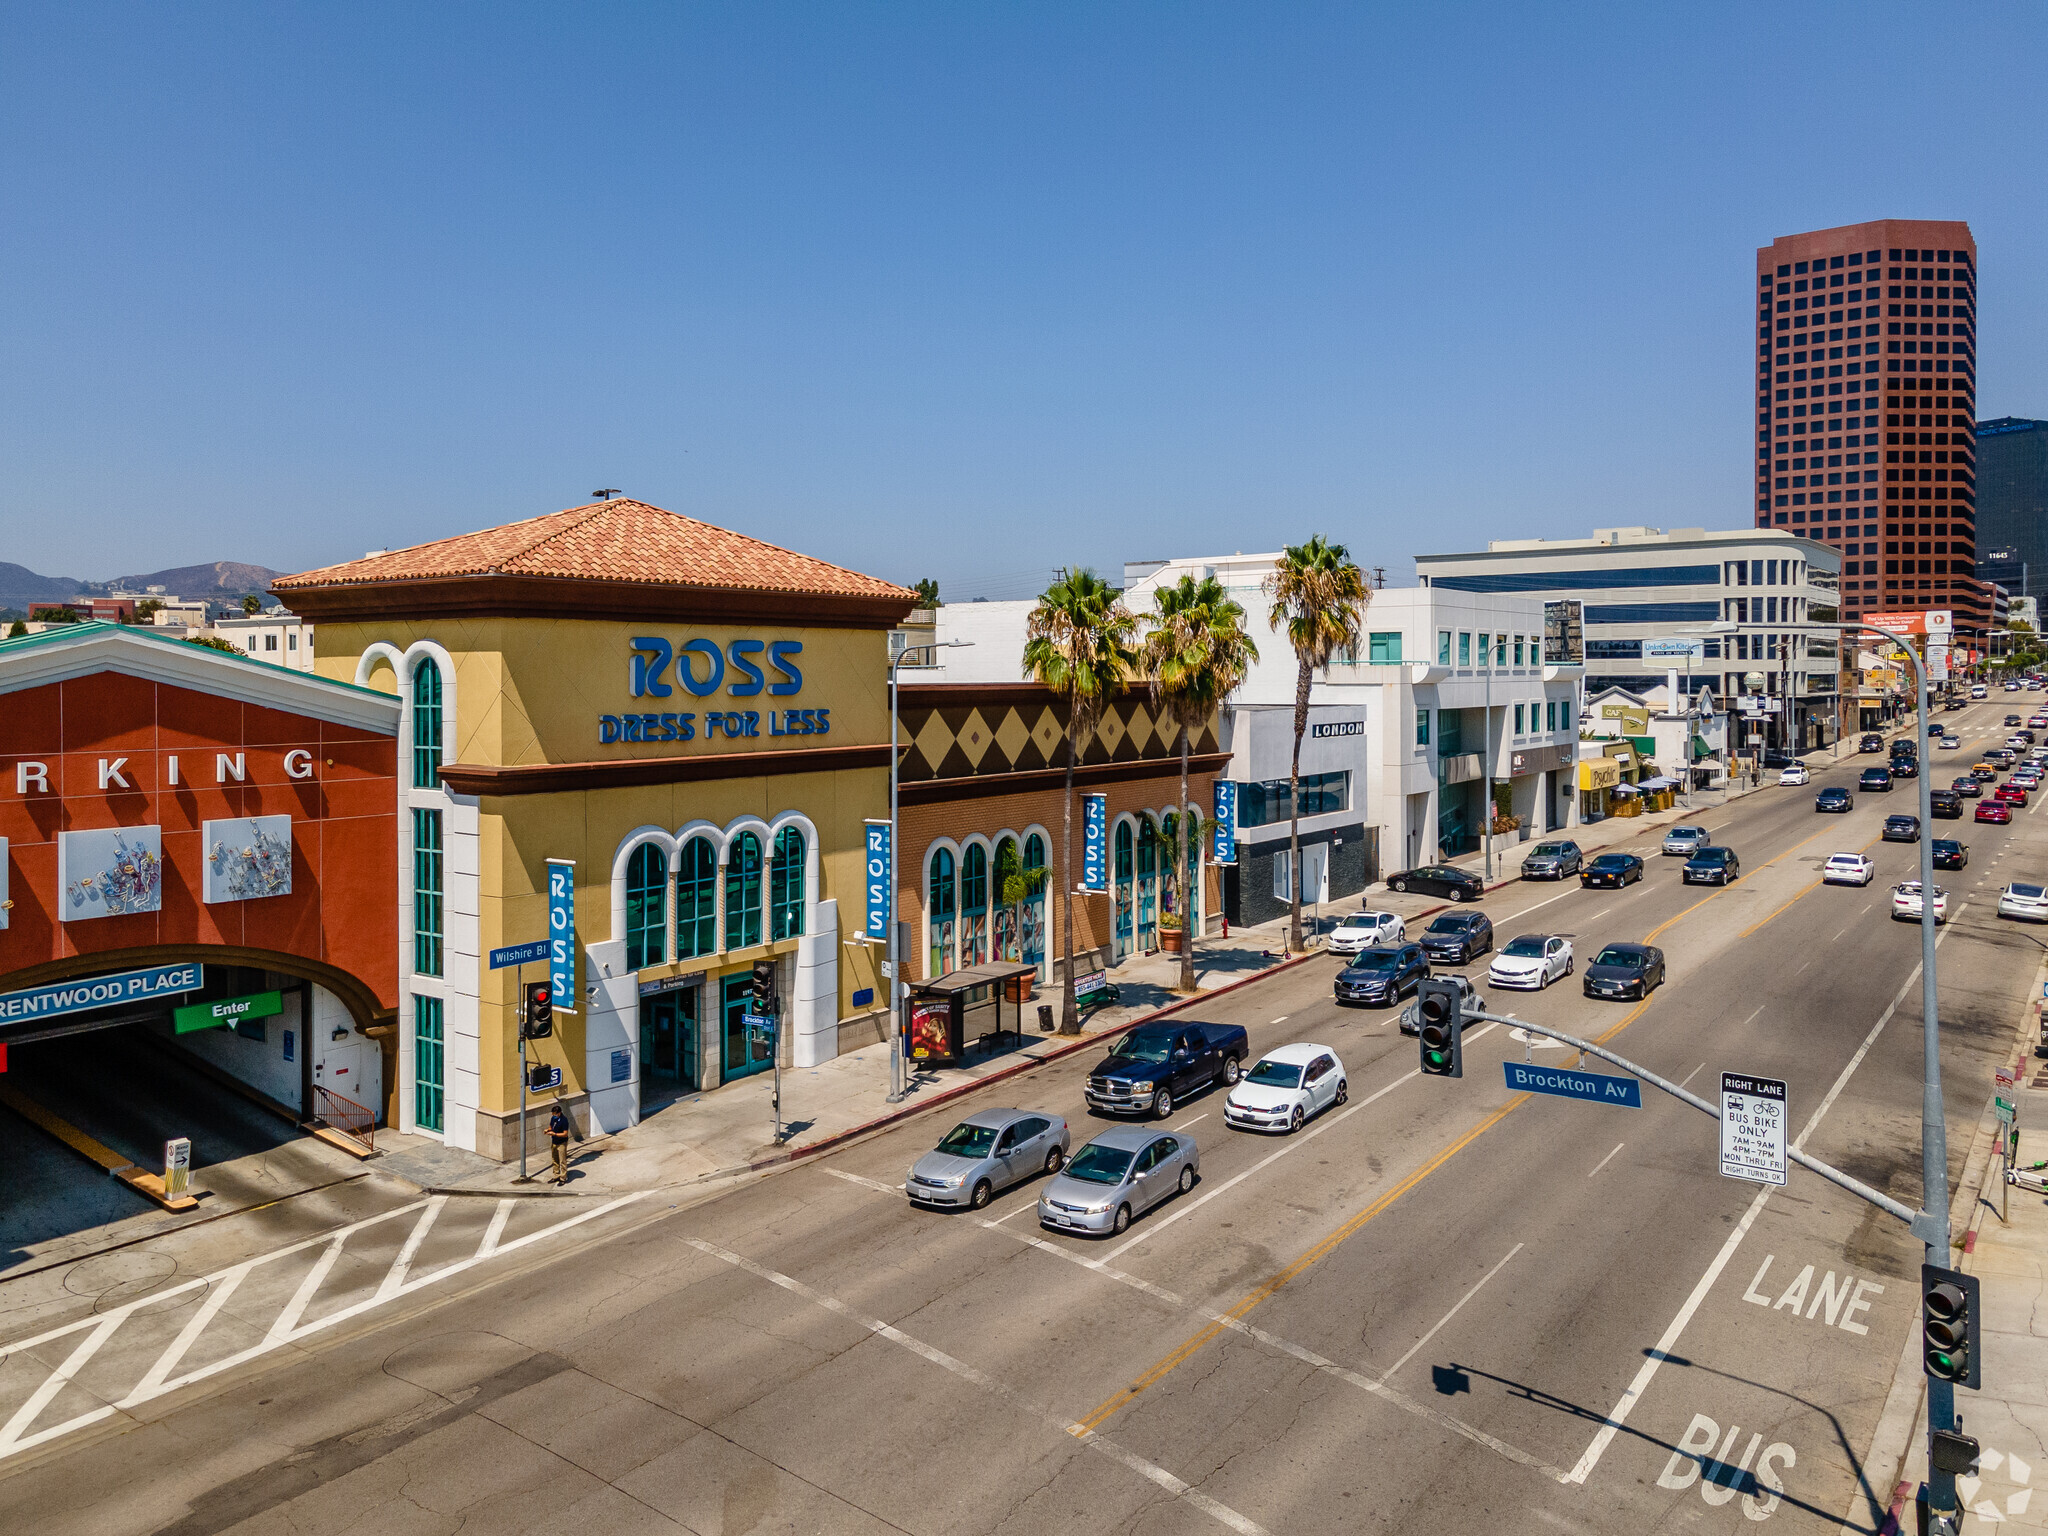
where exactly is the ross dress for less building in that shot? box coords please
[275,499,915,1158]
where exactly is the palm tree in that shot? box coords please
[1024,568,1139,1032]
[1141,573,1258,992]
[1264,537,1368,953]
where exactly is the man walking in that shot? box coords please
[547,1102,575,1185]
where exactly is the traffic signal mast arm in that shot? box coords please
[1464,1007,1930,1236]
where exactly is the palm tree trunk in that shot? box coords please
[1288,655,1310,952]
[1177,721,1197,992]
[1060,726,1079,1033]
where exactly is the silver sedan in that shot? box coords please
[906,1109,1072,1210]
[1037,1126,1199,1236]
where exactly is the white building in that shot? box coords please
[209,610,315,671]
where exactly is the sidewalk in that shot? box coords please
[421,909,1325,1200]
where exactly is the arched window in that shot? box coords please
[1022,833,1048,974]
[928,847,956,976]
[677,838,717,958]
[960,843,988,965]
[725,832,763,950]
[411,658,442,789]
[770,826,806,940]
[1136,816,1159,951]
[625,843,667,971]
[1113,820,1135,961]
[992,836,1020,961]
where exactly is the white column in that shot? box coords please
[795,898,840,1067]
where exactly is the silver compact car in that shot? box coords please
[1037,1127,1199,1236]
[906,1109,1071,1210]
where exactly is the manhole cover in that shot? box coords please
[64,1249,178,1309]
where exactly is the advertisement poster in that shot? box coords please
[59,826,163,921]
[1211,782,1238,865]
[1081,793,1109,891]
[908,1000,951,1060]
[864,820,891,940]
[202,816,294,903]
[547,858,576,1011]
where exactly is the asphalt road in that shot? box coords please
[2,699,2043,1536]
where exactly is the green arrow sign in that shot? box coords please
[174,991,283,1034]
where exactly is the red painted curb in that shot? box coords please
[743,945,1330,1174]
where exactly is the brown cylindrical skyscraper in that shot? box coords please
[1754,219,1984,630]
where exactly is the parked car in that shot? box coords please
[1222,1043,1347,1134]
[1037,1128,1198,1237]
[1583,942,1666,1001]
[1891,881,1949,924]
[1977,801,2014,824]
[1085,1022,1249,1119]
[1859,767,1894,793]
[1932,839,1969,870]
[1821,852,1875,886]
[1518,840,1584,880]
[906,1110,1073,1210]
[1487,934,1573,991]
[1859,733,1886,752]
[1580,853,1644,889]
[1328,910,1405,955]
[1419,911,1494,964]
[1398,972,1483,1036]
[1779,763,1811,786]
[1816,786,1854,813]
[1998,881,2048,922]
[1682,846,1741,885]
[1929,790,1963,819]
[1384,865,1486,901]
[1335,943,1429,1007]
[1882,813,1922,842]
[1661,825,1710,857]
[1762,747,1795,770]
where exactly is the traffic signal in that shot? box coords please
[1921,1263,1981,1388]
[751,959,777,1015]
[523,980,554,1039]
[1416,978,1463,1078]
[527,1060,555,1091]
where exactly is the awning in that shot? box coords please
[1638,776,1680,789]
[1691,734,1711,760]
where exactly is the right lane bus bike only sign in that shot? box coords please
[1719,1071,1788,1186]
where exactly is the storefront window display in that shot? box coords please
[992,836,1020,961]
[1022,833,1047,974]
[626,843,667,970]
[770,826,806,940]
[724,831,763,950]
[1113,820,1135,961]
[960,843,988,965]
[928,847,957,974]
[1135,817,1158,951]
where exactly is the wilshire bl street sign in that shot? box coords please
[1503,1060,1642,1107]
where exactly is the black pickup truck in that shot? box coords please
[1085,1021,1250,1119]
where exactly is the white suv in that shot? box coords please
[1328,910,1404,955]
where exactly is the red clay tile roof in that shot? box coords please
[273,499,915,604]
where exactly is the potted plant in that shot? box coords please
[1158,910,1185,953]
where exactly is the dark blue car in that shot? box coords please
[1335,943,1428,1007]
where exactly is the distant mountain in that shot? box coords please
[0,560,284,615]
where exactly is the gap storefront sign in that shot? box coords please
[601,636,829,743]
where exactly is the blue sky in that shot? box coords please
[3,3,2044,596]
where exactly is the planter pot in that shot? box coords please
[1160,927,1185,954]
[1004,974,1036,1004]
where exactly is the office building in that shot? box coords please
[1975,418,2048,606]
[1753,219,1985,629]
[1416,527,1843,751]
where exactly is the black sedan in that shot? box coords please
[1815,786,1853,813]
[1682,846,1741,885]
[2007,714,2025,727]
[1953,776,1983,798]
[1859,733,1885,753]
[1859,768,1894,792]
[1519,841,1583,880]
[1580,853,1644,889]
[1583,942,1666,1001]
[1419,911,1494,965]
[1334,944,1428,1007]
[1929,790,1963,820]
[1933,839,1969,871]
[1889,757,1919,779]
[1384,865,1486,902]
[1882,814,1922,842]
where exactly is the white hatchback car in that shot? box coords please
[1891,882,1949,923]
[1487,933,1573,990]
[1822,852,1875,886]
[1222,1043,1347,1134]
[1998,882,2048,922]
[1778,763,1811,786]
[1328,911,1404,955]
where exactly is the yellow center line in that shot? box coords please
[1071,1094,1529,1435]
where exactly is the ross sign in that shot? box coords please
[607,636,821,744]
[1720,1072,1788,1186]
[1211,781,1237,866]
[173,990,282,1035]
[547,859,576,1014]
[864,819,892,940]
[0,964,201,1025]
[164,1137,191,1200]
[1311,720,1364,739]
[1081,793,1108,891]
[1644,637,1706,661]
[1502,1060,1643,1107]
[490,939,551,970]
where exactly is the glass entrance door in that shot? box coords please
[721,973,773,1083]
[639,989,699,1109]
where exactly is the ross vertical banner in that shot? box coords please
[1211,782,1238,865]
[864,820,891,940]
[547,858,576,1012]
[1081,793,1109,891]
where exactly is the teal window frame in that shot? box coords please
[414,994,444,1133]
[1514,703,1525,734]
[770,826,806,940]
[1416,708,1430,746]
[1367,631,1403,664]
[1437,631,1451,665]
[677,838,717,958]
[1458,632,1472,666]
[725,832,763,950]
[412,808,443,977]
[412,659,443,789]
[625,842,667,971]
